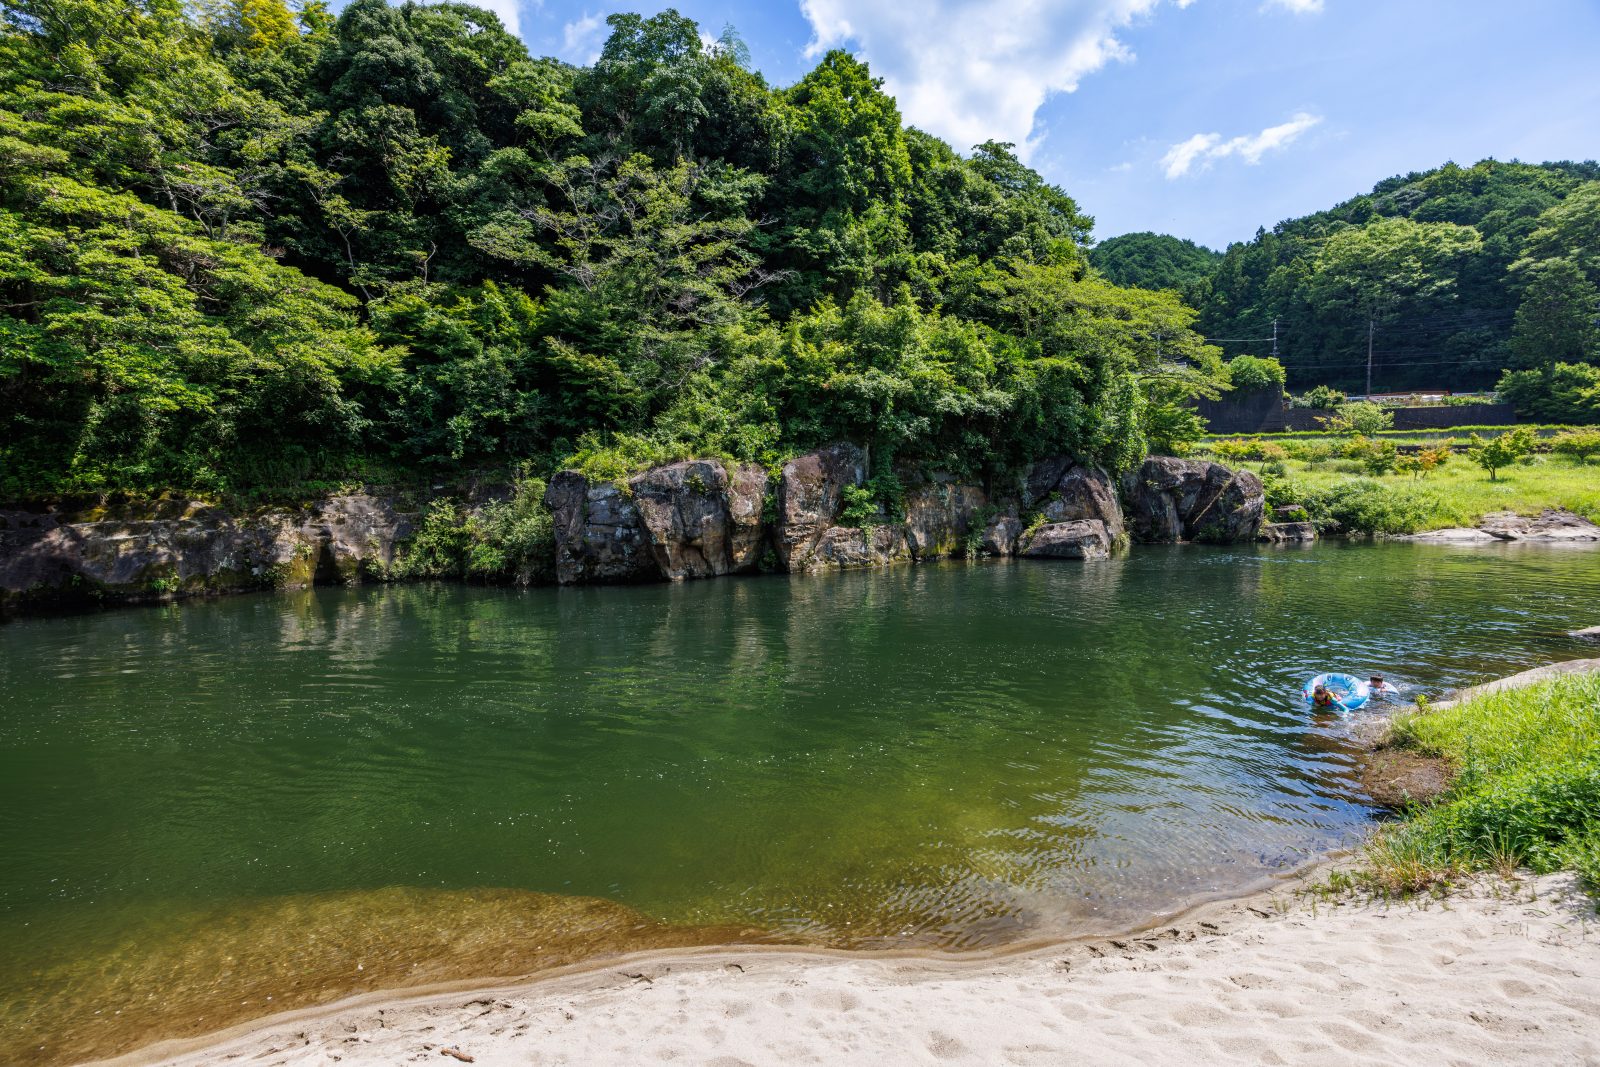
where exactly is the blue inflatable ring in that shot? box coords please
[1303,672,1370,712]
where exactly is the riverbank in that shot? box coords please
[112,869,1600,1067]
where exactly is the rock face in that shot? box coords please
[546,472,657,585]
[627,461,768,580]
[1018,520,1114,560]
[1119,458,1264,544]
[1259,521,1317,544]
[1403,509,1600,544]
[809,524,908,568]
[772,443,867,571]
[902,482,989,560]
[980,511,1023,557]
[0,495,412,611]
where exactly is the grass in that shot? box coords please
[1345,673,1600,903]
[1203,424,1578,446]
[1278,456,1600,530]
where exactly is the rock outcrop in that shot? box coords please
[0,495,411,611]
[546,473,657,585]
[1119,458,1264,544]
[1402,509,1600,544]
[772,443,867,571]
[1017,520,1115,560]
[1258,521,1317,544]
[627,460,768,580]
[903,481,989,560]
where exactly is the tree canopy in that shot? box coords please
[0,0,1221,499]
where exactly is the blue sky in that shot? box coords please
[464,0,1600,250]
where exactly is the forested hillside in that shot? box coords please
[1089,232,1219,303]
[1188,160,1600,396]
[0,0,1226,501]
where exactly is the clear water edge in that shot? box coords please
[4,542,1598,1064]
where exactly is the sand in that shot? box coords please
[112,871,1600,1067]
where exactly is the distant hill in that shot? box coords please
[1089,232,1221,296]
[1190,159,1600,392]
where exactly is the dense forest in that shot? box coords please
[1088,232,1219,304]
[0,0,1233,502]
[1109,160,1600,403]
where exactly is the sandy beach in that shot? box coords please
[110,871,1599,1067]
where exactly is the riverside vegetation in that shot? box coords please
[1200,426,1600,534]
[0,0,1233,521]
[1345,672,1600,904]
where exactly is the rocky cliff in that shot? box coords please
[0,495,413,612]
[1,451,1267,610]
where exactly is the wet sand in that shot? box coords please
[103,871,1600,1067]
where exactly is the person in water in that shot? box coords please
[1310,683,1348,712]
[1368,674,1399,700]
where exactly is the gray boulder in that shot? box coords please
[1024,459,1125,542]
[1017,520,1114,561]
[809,524,908,568]
[980,511,1023,557]
[0,495,412,610]
[1120,458,1265,544]
[1258,521,1317,543]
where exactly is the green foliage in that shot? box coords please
[1301,479,1444,534]
[392,500,473,579]
[835,472,905,528]
[1196,161,1600,393]
[1224,354,1287,392]
[1466,426,1536,480]
[1509,258,1600,372]
[1088,231,1220,298]
[1497,363,1600,424]
[1319,401,1396,436]
[0,0,1228,501]
[1294,385,1347,410]
[1362,673,1600,896]
[392,480,553,582]
[1550,429,1600,462]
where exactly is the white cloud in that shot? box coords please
[1265,0,1324,11]
[797,0,1184,161]
[1160,112,1322,178]
[431,0,529,36]
[561,13,606,65]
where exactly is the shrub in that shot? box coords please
[1318,401,1396,436]
[1225,355,1288,392]
[1294,384,1347,410]
[1467,427,1537,481]
[1301,479,1444,534]
[1210,438,1258,464]
[393,500,473,579]
[1262,474,1309,510]
[1551,429,1600,462]
[1497,363,1600,424]
[835,472,906,528]
[466,478,554,584]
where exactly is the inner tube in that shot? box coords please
[1303,672,1370,712]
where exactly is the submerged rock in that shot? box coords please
[1119,458,1264,544]
[1017,519,1115,561]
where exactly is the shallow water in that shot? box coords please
[3,542,1598,1063]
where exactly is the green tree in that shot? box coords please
[1509,258,1600,374]
[1467,427,1536,481]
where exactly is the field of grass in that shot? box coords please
[1202,425,1577,446]
[1344,672,1600,902]
[1277,456,1600,530]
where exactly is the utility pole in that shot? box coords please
[1366,317,1375,398]
[1271,318,1279,361]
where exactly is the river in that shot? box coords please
[3,542,1597,1063]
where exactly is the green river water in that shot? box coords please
[3,542,1599,1063]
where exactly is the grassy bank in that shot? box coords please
[1347,672,1600,902]
[1285,458,1600,531]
